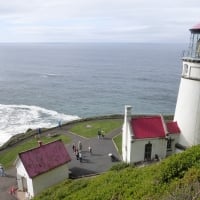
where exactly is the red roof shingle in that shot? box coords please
[19,139,71,178]
[131,116,166,139]
[166,121,180,134]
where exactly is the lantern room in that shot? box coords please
[183,23,200,60]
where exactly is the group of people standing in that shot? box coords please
[72,141,92,162]
[72,141,83,162]
[71,129,105,162]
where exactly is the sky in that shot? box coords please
[0,0,200,43]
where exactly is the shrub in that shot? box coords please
[162,167,200,200]
[110,162,135,171]
[158,145,200,183]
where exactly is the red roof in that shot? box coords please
[19,140,71,178]
[131,116,166,139]
[166,121,180,134]
[190,23,200,33]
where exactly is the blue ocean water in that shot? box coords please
[0,43,186,144]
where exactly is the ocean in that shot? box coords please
[0,43,186,146]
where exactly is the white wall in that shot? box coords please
[16,159,34,196]
[16,159,69,198]
[32,163,69,197]
[130,138,167,163]
[122,122,128,162]
[174,61,200,147]
[122,105,132,163]
[126,123,133,163]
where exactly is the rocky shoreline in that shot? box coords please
[0,114,173,151]
[0,114,124,151]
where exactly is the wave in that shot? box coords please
[0,104,80,146]
[41,73,64,78]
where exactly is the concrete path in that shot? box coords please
[0,167,17,200]
[0,124,122,199]
[66,128,121,178]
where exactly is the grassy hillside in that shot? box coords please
[34,145,200,200]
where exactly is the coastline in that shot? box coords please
[0,114,173,151]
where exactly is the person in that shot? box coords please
[58,120,62,128]
[0,164,5,177]
[9,185,17,195]
[78,141,82,151]
[72,143,76,153]
[79,152,82,162]
[88,145,92,154]
[75,150,79,160]
[97,130,101,139]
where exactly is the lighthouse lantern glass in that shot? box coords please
[187,32,200,58]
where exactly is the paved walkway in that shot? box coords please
[0,124,122,199]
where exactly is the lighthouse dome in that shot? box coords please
[190,23,200,33]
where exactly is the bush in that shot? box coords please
[162,167,200,200]
[158,145,200,183]
[110,162,135,171]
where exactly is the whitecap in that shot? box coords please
[41,73,64,78]
[0,104,80,146]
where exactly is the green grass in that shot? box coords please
[0,134,71,169]
[70,119,123,138]
[113,133,122,155]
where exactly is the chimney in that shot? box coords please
[124,105,132,121]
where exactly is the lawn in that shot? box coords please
[0,134,71,169]
[113,133,122,155]
[70,119,123,138]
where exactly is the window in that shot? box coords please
[167,138,172,151]
[196,39,200,57]
[183,64,189,76]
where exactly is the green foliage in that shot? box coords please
[34,165,165,200]
[33,145,200,200]
[157,145,200,183]
[70,119,122,138]
[110,162,134,171]
[0,134,70,168]
[162,167,200,200]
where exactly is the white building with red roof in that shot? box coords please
[122,106,180,163]
[123,23,200,163]
[15,139,71,198]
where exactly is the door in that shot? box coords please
[144,142,152,161]
[22,177,28,191]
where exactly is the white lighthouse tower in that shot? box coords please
[174,23,200,148]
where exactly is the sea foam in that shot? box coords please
[0,104,80,146]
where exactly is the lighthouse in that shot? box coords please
[174,23,200,148]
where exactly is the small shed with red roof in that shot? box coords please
[15,139,71,198]
[122,106,180,163]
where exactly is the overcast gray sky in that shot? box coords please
[0,0,200,43]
